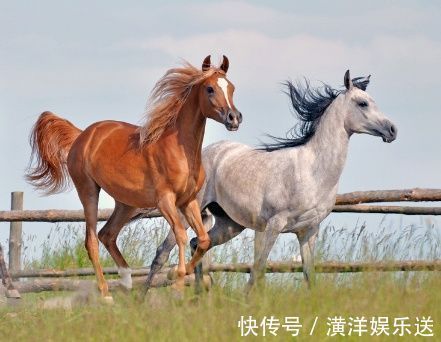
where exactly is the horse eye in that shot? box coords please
[358,101,368,108]
[207,86,214,94]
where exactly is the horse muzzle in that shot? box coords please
[379,120,397,143]
[224,110,242,131]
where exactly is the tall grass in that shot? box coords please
[24,216,441,269]
[20,215,441,290]
[1,216,440,341]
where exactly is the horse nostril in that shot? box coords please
[390,124,396,135]
[228,112,234,122]
[238,112,243,122]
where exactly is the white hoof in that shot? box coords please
[118,267,133,290]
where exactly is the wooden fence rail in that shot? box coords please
[335,188,441,205]
[9,260,441,280]
[207,260,441,273]
[13,274,210,294]
[0,208,161,222]
[9,260,441,294]
[1,205,441,222]
[11,266,154,279]
[332,205,441,215]
[1,188,441,222]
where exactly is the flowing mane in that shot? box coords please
[139,62,223,145]
[261,75,370,152]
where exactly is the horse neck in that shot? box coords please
[297,96,350,188]
[174,88,206,165]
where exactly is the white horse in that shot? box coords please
[145,70,397,292]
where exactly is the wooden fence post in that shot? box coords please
[0,243,20,298]
[9,192,23,272]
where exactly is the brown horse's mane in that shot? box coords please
[140,62,223,145]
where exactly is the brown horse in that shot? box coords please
[26,55,242,302]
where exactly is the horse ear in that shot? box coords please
[352,75,371,91]
[344,70,353,90]
[363,74,371,90]
[202,55,211,71]
[220,55,229,73]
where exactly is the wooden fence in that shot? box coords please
[0,188,440,296]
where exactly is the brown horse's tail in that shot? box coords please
[25,111,82,194]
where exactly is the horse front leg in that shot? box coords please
[181,199,211,274]
[247,228,279,294]
[190,208,213,293]
[296,224,319,288]
[157,193,188,292]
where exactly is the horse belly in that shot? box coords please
[99,177,157,208]
[215,189,267,230]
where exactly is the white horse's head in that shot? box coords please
[342,70,397,143]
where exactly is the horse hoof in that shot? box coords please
[6,289,21,299]
[167,266,178,280]
[185,264,194,275]
[101,296,114,305]
[202,274,213,291]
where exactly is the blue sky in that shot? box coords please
[0,1,440,254]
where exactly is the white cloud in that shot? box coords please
[124,30,441,93]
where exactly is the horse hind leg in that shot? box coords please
[144,227,178,295]
[73,176,112,302]
[190,208,214,293]
[98,201,136,290]
[190,204,245,292]
[145,209,209,295]
[189,202,240,249]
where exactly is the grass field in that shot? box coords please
[0,274,440,341]
[0,217,440,341]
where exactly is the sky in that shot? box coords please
[0,1,440,257]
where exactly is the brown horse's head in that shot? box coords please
[198,55,242,131]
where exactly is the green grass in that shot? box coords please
[2,216,439,341]
[0,274,440,341]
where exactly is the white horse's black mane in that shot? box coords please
[261,75,370,152]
